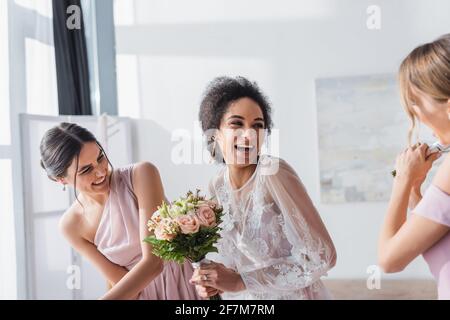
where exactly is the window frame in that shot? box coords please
[6,0,57,299]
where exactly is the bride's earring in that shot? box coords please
[62,184,66,191]
[209,136,218,164]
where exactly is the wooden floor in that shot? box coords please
[322,279,437,300]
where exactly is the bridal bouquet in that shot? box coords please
[144,190,224,299]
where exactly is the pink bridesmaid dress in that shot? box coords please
[94,164,201,300]
[413,184,450,300]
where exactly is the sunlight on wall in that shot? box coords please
[25,38,58,116]
[115,54,273,132]
[114,0,334,25]
[136,56,272,132]
[113,0,135,26]
[116,54,141,118]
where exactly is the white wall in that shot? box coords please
[115,0,450,279]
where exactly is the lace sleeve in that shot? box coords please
[208,179,215,199]
[239,158,337,293]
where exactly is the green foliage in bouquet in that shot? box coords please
[145,223,222,264]
[143,189,224,264]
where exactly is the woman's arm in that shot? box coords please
[434,153,450,193]
[229,160,337,293]
[190,261,244,295]
[408,183,423,209]
[192,158,337,295]
[378,177,447,272]
[378,145,447,273]
[59,214,132,289]
[100,162,165,299]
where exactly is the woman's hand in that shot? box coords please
[189,262,245,294]
[194,285,223,299]
[394,143,441,185]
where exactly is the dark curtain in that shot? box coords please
[52,0,92,115]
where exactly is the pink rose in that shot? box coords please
[176,214,200,234]
[154,218,177,241]
[206,200,218,210]
[196,205,216,228]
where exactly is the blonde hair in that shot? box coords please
[398,33,450,145]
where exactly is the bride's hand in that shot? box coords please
[189,262,245,293]
[194,285,223,299]
[394,143,441,185]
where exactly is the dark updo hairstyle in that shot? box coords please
[40,122,112,205]
[198,76,273,162]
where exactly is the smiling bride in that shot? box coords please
[190,76,337,300]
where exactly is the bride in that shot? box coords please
[190,76,337,299]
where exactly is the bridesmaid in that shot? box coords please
[40,123,201,300]
[378,34,450,299]
[190,76,337,299]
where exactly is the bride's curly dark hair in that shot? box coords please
[198,76,273,161]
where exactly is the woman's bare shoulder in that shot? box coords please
[59,202,85,241]
[433,153,450,194]
[131,161,160,183]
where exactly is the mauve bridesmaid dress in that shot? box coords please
[413,184,450,300]
[94,164,201,300]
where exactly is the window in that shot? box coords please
[0,0,10,145]
[25,38,58,115]
[0,160,17,299]
[14,0,53,18]
[0,0,16,300]
[1,0,58,299]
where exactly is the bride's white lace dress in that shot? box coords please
[207,155,337,300]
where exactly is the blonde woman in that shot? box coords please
[378,34,450,299]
